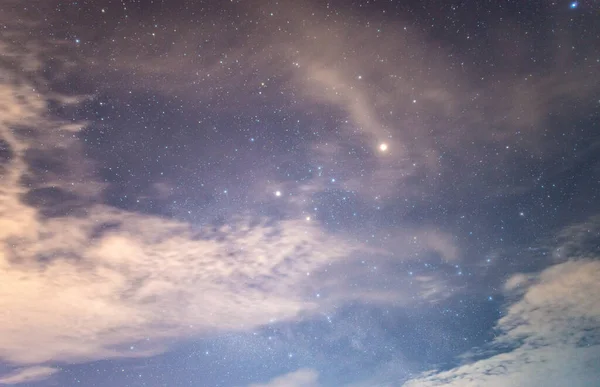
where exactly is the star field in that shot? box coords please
[0,0,599,386]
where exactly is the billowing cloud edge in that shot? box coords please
[249,368,319,387]
[403,255,600,387]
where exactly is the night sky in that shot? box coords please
[0,0,599,386]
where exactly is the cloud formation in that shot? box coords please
[0,69,361,366]
[0,27,463,382]
[249,369,319,387]
[84,0,599,202]
[0,367,58,385]
[0,3,462,382]
[0,11,364,380]
[1,1,597,386]
[403,258,600,387]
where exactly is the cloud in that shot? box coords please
[83,0,599,203]
[0,11,467,383]
[403,258,600,387]
[0,367,58,385]
[0,10,367,382]
[0,207,362,364]
[552,215,600,261]
[3,3,597,385]
[0,63,362,368]
[249,369,319,387]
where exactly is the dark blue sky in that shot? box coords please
[0,0,598,386]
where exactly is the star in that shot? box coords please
[4,1,598,386]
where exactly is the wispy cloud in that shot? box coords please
[249,369,319,387]
[85,0,599,202]
[2,2,597,386]
[403,257,600,386]
[0,11,365,381]
[0,5,460,383]
[0,367,58,385]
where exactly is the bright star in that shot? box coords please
[275,190,282,197]
[379,143,388,152]
[570,1,578,8]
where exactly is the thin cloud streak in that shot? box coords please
[0,366,59,385]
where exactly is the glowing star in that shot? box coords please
[275,190,282,197]
[570,1,578,9]
[379,143,388,152]
[306,216,311,221]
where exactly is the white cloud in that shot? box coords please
[3,4,595,386]
[249,369,319,387]
[83,0,599,206]
[0,367,58,385]
[0,14,460,383]
[403,259,600,387]
[0,206,361,365]
[0,62,359,366]
[0,15,363,382]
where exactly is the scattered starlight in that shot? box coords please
[1,1,596,386]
